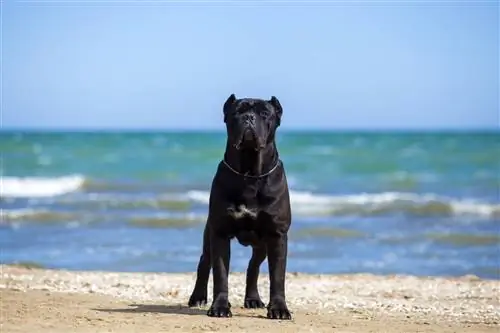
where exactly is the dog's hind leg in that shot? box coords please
[244,243,267,309]
[188,224,211,307]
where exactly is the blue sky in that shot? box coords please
[2,1,499,130]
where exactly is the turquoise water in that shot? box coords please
[1,131,499,278]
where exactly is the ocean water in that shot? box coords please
[1,131,499,279]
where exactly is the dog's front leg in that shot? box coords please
[207,229,232,318]
[266,233,292,320]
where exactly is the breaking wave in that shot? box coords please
[0,209,79,223]
[1,175,86,198]
[1,174,497,219]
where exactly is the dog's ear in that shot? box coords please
[223,94,236,122]
[269,96,283,126]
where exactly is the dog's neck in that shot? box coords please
[224,141,279,177]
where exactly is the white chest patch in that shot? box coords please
[227,204,258,219]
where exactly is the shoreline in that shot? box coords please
[1,265,498,333]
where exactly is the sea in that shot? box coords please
[1,131,499,279]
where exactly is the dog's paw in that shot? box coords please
[207,297,232,318]
[267,298,292,320]
[188,293,207,307]
[207,304,232,318]
[244,297,266,309]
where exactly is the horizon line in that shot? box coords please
[0,127,498,133]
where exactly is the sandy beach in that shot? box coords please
[1,265,498,333]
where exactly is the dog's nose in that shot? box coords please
[242,113,256,124]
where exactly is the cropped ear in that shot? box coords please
[223,94,236,122]
[269,96,283,126]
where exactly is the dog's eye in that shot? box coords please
[260,110,271,118]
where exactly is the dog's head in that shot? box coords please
[223,94,283,151]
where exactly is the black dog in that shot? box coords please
[188,94,292,320]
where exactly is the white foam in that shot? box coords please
[186,190,211,204]
[289,191,500,218]
[0,208,40,221]
[1,175,85,198]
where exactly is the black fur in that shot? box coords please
[188,94,292,320]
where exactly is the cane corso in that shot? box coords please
[188,94,292,320]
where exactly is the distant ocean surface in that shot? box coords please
[1,131,499,279]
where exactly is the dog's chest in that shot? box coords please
[226,182,263,220]
[227,203,264,246]
[227,203,258,221]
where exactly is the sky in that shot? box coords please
[2,1,499,130]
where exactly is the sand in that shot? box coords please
[1,265,499,333]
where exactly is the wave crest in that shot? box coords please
[290,191,500,218]
[1,175,85,198]
[0,209,78,222]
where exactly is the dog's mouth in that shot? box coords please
[233,128,263,151]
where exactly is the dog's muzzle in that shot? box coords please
[234,114,260,150]
[243,128,254,141]
[234,126,258,150]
